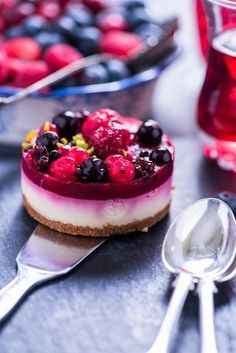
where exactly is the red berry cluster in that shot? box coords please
[23,108,172,184]
[0,0,153,88]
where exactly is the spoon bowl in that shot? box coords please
[163,198,236,279]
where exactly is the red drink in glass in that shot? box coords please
[196,0,208,58]
[197,0,236,172]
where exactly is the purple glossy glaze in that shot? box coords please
[22,156,173,200]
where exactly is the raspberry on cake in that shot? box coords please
[21,108,174,237]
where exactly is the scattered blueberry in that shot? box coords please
[35,31,65,51]
[77,157,108,182]
[105,59,130,81]
[134,23,163,41]
[79,64,109,85]
[215,192,236,215]
[55,16,77,42]
[74,26,101,56]
[137,119,163,146]
[134,157,155,178]
[150,148,172,165]
[5,25,26,39]
[66,7,94,27]
[49,149,60,161]
[23,15,49,37]
[123,0,145,10]
[126,8,151,30]
[36,131,59,151]
[52,110,78,140]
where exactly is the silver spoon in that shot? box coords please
[147,198,236,353]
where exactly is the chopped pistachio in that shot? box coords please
[22,142,30,152]
[25,130,36,143]
[43,122,50,131]
[87,146,95,155]
[61,137,68,145]
[56,142,63,148]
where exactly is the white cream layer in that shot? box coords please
[21,171,172,229]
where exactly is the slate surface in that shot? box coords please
[0,137,236,353]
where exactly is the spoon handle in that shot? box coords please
[0,53,112,106]
[147,271,193,353]
[198,280,218,353]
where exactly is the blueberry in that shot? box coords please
[124,0,145,10]
[51,77,78,90]
[150,148,172,165]
[23,15,49,36]
[134,23,163,41]
[36,131,59,151]
[139,150,150,158]
[105,60,130,81]
[126,8,151,30]
[49,149,60,161]
[74,26,101,56]
[66,7,94,27]
[215,192,236,215]
[5,25,26,39]
[54,16,77,42]
[77,157,108,182]
[137,119,163,146]
[35,31,65,51]
[52,111,78,140]
[78,64,109,85]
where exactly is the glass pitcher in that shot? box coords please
[197,0,236,172]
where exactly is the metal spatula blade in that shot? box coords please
[0,225,106,321]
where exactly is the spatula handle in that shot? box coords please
[0,265,52,321]
[147,271,193,353]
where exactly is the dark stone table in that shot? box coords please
[0,137,235,353]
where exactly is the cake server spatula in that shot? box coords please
[0,224,106,322]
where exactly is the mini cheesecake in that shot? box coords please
[21,109,174,237]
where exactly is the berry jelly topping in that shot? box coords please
[22,108,174,189]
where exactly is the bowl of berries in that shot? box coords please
[0,0,178,146]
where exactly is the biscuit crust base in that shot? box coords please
[23,195,170,237]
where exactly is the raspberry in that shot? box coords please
[13,60,50,88]
[105,155,135,183]
[97,12,128,32]
[57,145,71,157]
[89,122,131,159]
[82,108,121,140]
[45,44,82,70]
[49,156,77,181]
[134,157,155,178]
[0,50,9,84]
[37,1,61,20]
[3,37,41,60]
[67,148,90,165]
[100,30,143,59]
